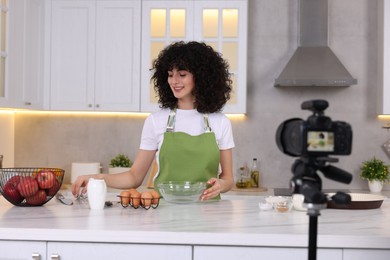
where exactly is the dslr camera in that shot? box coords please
[276,100,352,157]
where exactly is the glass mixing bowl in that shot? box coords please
[157,181,208,204]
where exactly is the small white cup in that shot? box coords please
[87,178,107,210]
[292,194,307,211]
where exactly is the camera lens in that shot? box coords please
[276,118,305,156]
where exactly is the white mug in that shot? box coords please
[292,194,307,211]
[87,178,107,210]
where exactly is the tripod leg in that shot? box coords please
[308,215,318,260]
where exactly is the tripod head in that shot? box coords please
[290,156,352,213]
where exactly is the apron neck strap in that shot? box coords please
[166,109,176,132]
[166,109,212,133]
[203,114,212,133]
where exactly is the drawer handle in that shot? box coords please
[32,253,41,260]
[51,253,60,260]
[25,102,32,106]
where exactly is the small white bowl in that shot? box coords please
[259,202,273,211]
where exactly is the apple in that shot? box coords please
[17,176,39,198]
[2,176,24,204]
[26,190,47,206]
[36,170,55,189]
[46,178,60,197]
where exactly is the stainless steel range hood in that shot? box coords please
[275,0,357,87]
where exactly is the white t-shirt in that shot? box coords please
[140,108,235,151]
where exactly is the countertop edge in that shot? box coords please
[1,228,390,250]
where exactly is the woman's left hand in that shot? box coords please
[201,178,221,200]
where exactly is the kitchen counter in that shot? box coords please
[1,189,390,251]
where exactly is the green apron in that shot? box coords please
[154,109,220,198]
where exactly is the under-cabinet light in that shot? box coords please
[0,109,14,114]
[378,115,390,120]
[12,110,150,118]
[1,109,246,120]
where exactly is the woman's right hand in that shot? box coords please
[71,174,102,198]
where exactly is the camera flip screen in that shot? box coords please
[307,131,335,152]
[276,100,352,157]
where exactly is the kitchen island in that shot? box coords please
[0,190,389,260]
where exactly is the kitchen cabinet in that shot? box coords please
[378,0,390,114]
[0,0,9,107]
[5,241,390,260]
[194,246,342,260]
[48,0,141,111]
[6,0,44,109]
[0,240,191,260]
[343,249,390,260]
[0,240,47,260]
[47,242,192,260]
[141,0,248,113]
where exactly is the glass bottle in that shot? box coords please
[250,158,260,188]
[236,165,251,189]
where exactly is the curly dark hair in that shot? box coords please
[151,41,232,113]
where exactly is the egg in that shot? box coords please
[150,190,161,205]
[130,190,141,208]
[141,191,153,208]
[120,190,130,206]
[128,188,137,194]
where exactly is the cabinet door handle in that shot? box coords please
[88,104,93,108]
[50,253,60,260]
[25,101,32,106]
[95,104,100,108]
[32,252,41,260]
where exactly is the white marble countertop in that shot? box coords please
[1,188,390,250]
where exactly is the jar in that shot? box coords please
[235,166,251,188]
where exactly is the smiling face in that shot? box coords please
[167,68,195,109]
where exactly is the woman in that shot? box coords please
[72,41,234,201]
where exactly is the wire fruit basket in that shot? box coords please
[0,168,65,206]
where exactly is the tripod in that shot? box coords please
[304,202,327,260]
[290,157,352,260]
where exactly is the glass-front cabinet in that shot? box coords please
[141,0,248,113]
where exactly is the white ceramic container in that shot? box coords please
[87,178,107,210]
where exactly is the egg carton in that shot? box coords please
[117,195,160,210]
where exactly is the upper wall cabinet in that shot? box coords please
[141,0,248,113]
[378,0,390,115]
[47,0,141,111]
[0,0,9,107]
[6,0,44,109]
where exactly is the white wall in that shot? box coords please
[0,111,14,167]
[240,0,389,190]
